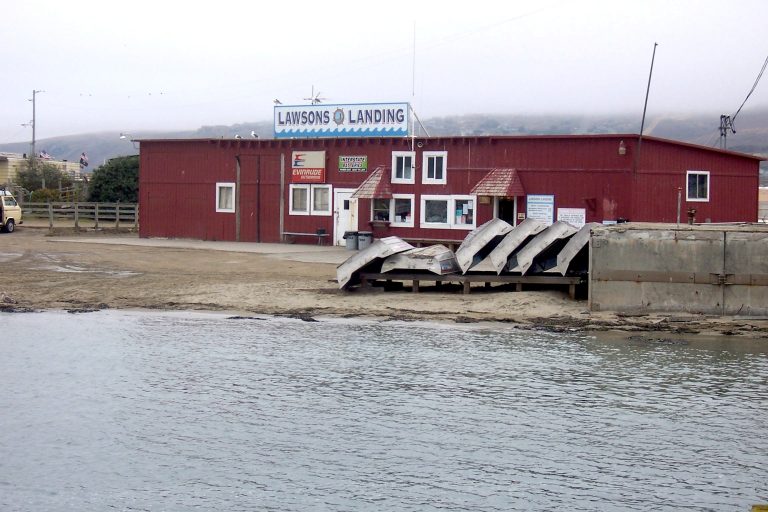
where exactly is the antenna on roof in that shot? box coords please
[303,85,326,105]
[634,42,658,175]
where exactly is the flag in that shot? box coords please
[79,152,89,168]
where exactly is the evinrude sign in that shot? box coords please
[291,151,326,183]
[274,102,410,139]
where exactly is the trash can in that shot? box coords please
[343,231,359,250]
[357,231,373,251]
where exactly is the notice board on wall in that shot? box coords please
[526,195,554,226]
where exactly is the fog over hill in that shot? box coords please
[2,110,766,183]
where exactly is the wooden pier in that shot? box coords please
[359,272,584,299]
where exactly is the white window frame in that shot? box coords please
[310,184,333,216]
[420,194,477,230]
[371,198,392,223]
[686,170,710,202]
[422,151,447,185]
[420,194,451,229]
[289,184,310,215]
[451,195,477,230]
[391,194,415,228]
[392,151,415,184]
[216,182,236,213]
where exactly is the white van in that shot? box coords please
[1,190,22,233]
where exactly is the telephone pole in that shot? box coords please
[29,89,44,162]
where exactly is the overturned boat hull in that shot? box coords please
[380,245,460,275]
[455,218,513,273]
[336,236,414,289]
[471,218,547,274]
[507,221,579,275]
[545,222,599,275]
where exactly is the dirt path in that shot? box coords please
[2,227,767,339]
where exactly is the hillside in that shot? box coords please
[1,110,766,183]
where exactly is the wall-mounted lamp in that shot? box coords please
[119,132,139,150]
[618,140,627,156]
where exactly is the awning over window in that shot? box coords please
[470,168,526,197]
[351,166,392,199]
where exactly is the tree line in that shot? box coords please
[16,155,138,203]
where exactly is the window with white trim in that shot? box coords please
[371,194,415,227]
[310,184,332,216]
[686,170,710,202]
[453,195,475,228]
[372,198,391,221]
[421,195,450,228]
[422,151,447,184]
[289,184,309,215]
[216,182,235,213]
[392,194,415,227]
[290,184,333,215]
[420,194,477,230]
[392,151,415,184]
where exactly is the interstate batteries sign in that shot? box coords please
[274,102,410,139]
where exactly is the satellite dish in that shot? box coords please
[251,130,258,138]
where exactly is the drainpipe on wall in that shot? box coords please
[235,155,241,242]
[279,153,285,241]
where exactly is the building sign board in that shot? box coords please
[291,151,326,183]
[338,155,368,172]
[557,207,586,228]
[275,102,410,139]
[526,194,555,225]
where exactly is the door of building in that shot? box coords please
[334,189,357,246]
[497,197,518,226]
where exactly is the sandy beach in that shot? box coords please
[2,226,767,339]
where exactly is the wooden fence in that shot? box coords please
[22,202,139,230]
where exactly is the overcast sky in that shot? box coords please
[3,0,767,143]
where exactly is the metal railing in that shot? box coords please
[22,202,138,230]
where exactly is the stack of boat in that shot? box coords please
[337,219,598,289]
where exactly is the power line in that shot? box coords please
[719,53,768,149]
[732,53,768,121]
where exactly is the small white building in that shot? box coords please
[0,152,83,187]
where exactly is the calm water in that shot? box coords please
[1,311,766,512]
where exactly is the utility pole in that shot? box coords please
[29,90,44,161]
[719,115,735,150]
[28,89,44,187]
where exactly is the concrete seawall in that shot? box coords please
[589,223,768,316]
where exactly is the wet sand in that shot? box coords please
[2,226,767,339]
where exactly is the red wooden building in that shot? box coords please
[138,134,762,245]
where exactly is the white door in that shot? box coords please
[334,189,357,246]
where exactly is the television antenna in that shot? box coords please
[303,85,326,105]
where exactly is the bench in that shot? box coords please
[282,231,330,245]
[359,272,584,299]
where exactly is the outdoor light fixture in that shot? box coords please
[119,132,139,150]
[618,140,627,155]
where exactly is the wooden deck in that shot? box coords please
[359,272,584,299]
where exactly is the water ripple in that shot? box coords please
[1,311,766,511]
